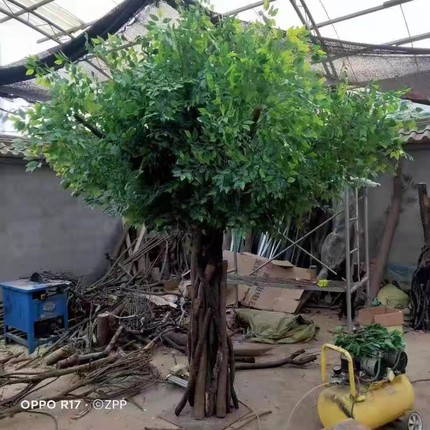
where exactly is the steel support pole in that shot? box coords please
[355,187,361,283]
[345,187,353,330]
[234,233,239,307]
[364,188,371,304]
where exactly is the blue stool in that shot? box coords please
[1,279,69,354]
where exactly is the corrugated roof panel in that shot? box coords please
[400,127,430,144]
[0,134,24,158]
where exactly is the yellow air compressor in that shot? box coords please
[317,344,422,430]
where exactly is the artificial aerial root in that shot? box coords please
[175,229,238,419]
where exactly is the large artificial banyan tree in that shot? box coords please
[15,2,408,420]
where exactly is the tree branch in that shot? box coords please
[73,114,104,139]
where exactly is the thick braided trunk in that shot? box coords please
[175,228,238,419]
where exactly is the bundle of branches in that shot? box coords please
[411,246,430,330]
[0,348,158,420]
[61,229,189,328]
[35,228,192,354]
[74,230,187,303]
[35,294,190,369]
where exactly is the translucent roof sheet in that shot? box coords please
[0,0,83,34]
[0,0,122,65]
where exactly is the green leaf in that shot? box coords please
[26,160,39,172]
[26,69,34,76]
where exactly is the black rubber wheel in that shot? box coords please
[405,411,423,430]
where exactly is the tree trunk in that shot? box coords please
[96,313,111,347]
[244,231,253,253]
[223,229,232,250]
[175,228,237,419]
[418,183,430,247]
[369,163,403,298]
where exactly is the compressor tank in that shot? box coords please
[317,374,415,429]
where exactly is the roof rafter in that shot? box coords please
[310,0,413,30]
[37,19,96,44]
[0,0,54,24]
[0,2,59,42]
[387,31,430,46]
[0,0,110,78]
[289,0,338,80]
[5,0,75,42]
[224,0,276,16]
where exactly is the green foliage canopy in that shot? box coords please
[14,5,408,232]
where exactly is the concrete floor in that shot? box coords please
[1,310,430,430]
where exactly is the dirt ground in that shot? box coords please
[1,310,430,430]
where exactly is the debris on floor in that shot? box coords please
[0,229,189,421]
[0,348,158,420]
[0,228,331,426]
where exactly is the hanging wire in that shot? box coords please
[317,0,358,82]
[399,4,413,48]
[399,3,421,73]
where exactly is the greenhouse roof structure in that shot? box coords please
[1,0,430,103]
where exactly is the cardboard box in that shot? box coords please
[357,306,404,332]
[223,251,315,281]
[226,284,250,307]
[242,285,303,313]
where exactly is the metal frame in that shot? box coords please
[5,0,78,42]
[0,0,55,24]
[289,0,338,80]
[37,20,96,44]
[234,185,371,329]
[0,0,109,78]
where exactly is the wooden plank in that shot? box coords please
[133,224,147,254]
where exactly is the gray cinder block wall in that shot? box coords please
[0,157,122,283]
[368,146,430,266]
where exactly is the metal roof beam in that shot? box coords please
[0,2,110,79]
[289,0,338,80]
[224,0,276,16]
[37,20,96,44]
[0,0,54,24]
[387,31,430,46]
[5,0,74,41]
[0,3,59,42]
[310,0,414,29]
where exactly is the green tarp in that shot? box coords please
[235,309,317,344]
